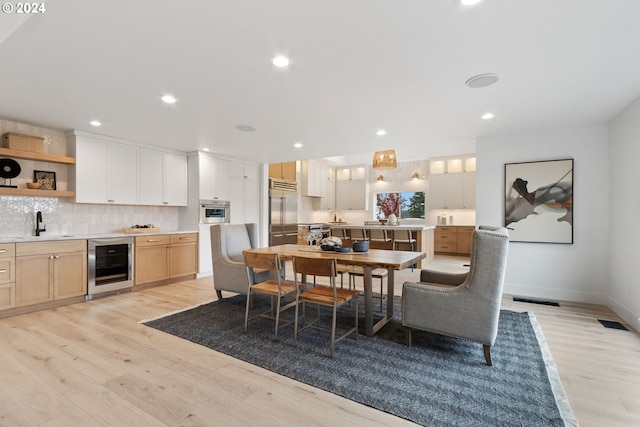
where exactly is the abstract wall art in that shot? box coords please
[504,159,573,243]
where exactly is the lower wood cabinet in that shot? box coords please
[434,226,475,255]
[134,233,198,286]
[15,240,87,307]
[0,243,16,310]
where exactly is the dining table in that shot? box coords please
[243,244,426,336]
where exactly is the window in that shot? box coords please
[375,192,425,219]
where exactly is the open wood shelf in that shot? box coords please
[0,147,76,164]
[0,187,75,198]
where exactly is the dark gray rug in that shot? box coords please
[143,294,577,426]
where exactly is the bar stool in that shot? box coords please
[368,229,390,243]
[349,228,368,241]
[393,229,417,271]
[348,267,388,312]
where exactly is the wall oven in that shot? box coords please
[87,237,134,299]
[200,199,230,224]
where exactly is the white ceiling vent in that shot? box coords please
[465,73,499,88]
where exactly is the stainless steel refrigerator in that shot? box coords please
[269,179,299,246]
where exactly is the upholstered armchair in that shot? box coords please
[210,223,270,300]
[402,226,509,365]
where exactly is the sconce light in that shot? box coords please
[377,174,384,181]
[412,172,420,180]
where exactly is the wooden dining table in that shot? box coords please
[243,244,426,336]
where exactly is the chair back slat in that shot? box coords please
[293,256,336,278]
[244,251,279,271]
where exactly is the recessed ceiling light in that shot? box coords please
[236,124,256,132]
[376,129,387,136]
[202,148,210,152]
[460,0,483,6]
[272,55,290,67]
[465,73,499,88]
[90,120,101,127]
[161,95,176,104]
[481,112,495,120]
[294,142,303,148]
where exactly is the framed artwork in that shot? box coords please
[34,170,56,190]
[504,159,573,244]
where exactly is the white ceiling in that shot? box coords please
[1,0,639,165]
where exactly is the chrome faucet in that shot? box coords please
[35,211,46,236]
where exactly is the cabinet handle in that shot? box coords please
[0,249,6,253]
[50,255,54,259]
[0,269,6,273]
[108,199,115,203]
[54,255,59,259]
[147,239,160,242]
[163,202,169,205]
[179,237,192,240]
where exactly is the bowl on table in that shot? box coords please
[334,246,351,253]
[352,241,369,253]
[320,244,335,251]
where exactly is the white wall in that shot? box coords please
[609,97,640,332]
[476,124,610,304]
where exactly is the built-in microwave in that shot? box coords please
[199,199,230,224]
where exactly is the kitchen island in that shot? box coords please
[329,223,435,268]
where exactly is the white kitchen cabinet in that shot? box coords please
[199,155,229,201]
[139,149,187,206]
[73,136,139,204]
[428,155,476,209]
[335,165,368,210]
[301,159,325,197]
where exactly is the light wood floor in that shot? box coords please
[0,256,638,426]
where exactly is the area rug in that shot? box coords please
[143,294,577,427]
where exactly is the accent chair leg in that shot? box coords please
[483,344,493,366]
[405,327,412,346]
[244,291,251,333]
[216,290,223,300]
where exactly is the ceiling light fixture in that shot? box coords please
[203,148,210,152]
[161,95,177,104]
[373,149,397,170]
[294,142,303,148]
[376,129,387,136]
[481,112,495,120]
[465,73,499,88]
[460,0,483,6]
[272,55,290,67]
[90,120,101,127]
[236,124,256,132]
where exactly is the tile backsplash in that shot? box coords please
[0,196,180,238]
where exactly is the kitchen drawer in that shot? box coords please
[435,231,458,244]
[170,233,198,244]
[135,235,170,247]
[436,226,458,233]
[0,243,15,257]
[16,240,86,256]
[457,226,475,232]
[0,258,15,284]
[435,243,458,253]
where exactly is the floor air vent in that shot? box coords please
[597,320,629,331]
[512,297,560,307]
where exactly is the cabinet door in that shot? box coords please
[139,148,165,205]
[429,173,464,209]
[75,137,109,203]
[336,179,367,210]
[228,176,245,224]
[163,153,188,206]
[135,244,170,285]
[463,172,476,209]
[199,155,218,200]
[243,178,260,225]
[53,251,87,299]
[110,143,139,204]
[214,158,229,200]
[281,162,296,181]
[170,241,198,278]
[15,254,52,306]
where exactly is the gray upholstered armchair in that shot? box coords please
[210,223,269,300]
[402,226,509,365]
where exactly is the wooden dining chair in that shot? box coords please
[348,266,388,312]
[293,256,359,357]
[243,251,300,339]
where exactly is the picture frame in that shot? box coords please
[34,170,56,190]
[504,159,573,244]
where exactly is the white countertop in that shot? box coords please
[0,230,197,244]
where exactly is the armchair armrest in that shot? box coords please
[419,269,468,286]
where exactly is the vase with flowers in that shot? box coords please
[376,193,404,225]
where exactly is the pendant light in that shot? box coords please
[372,149,397,170]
